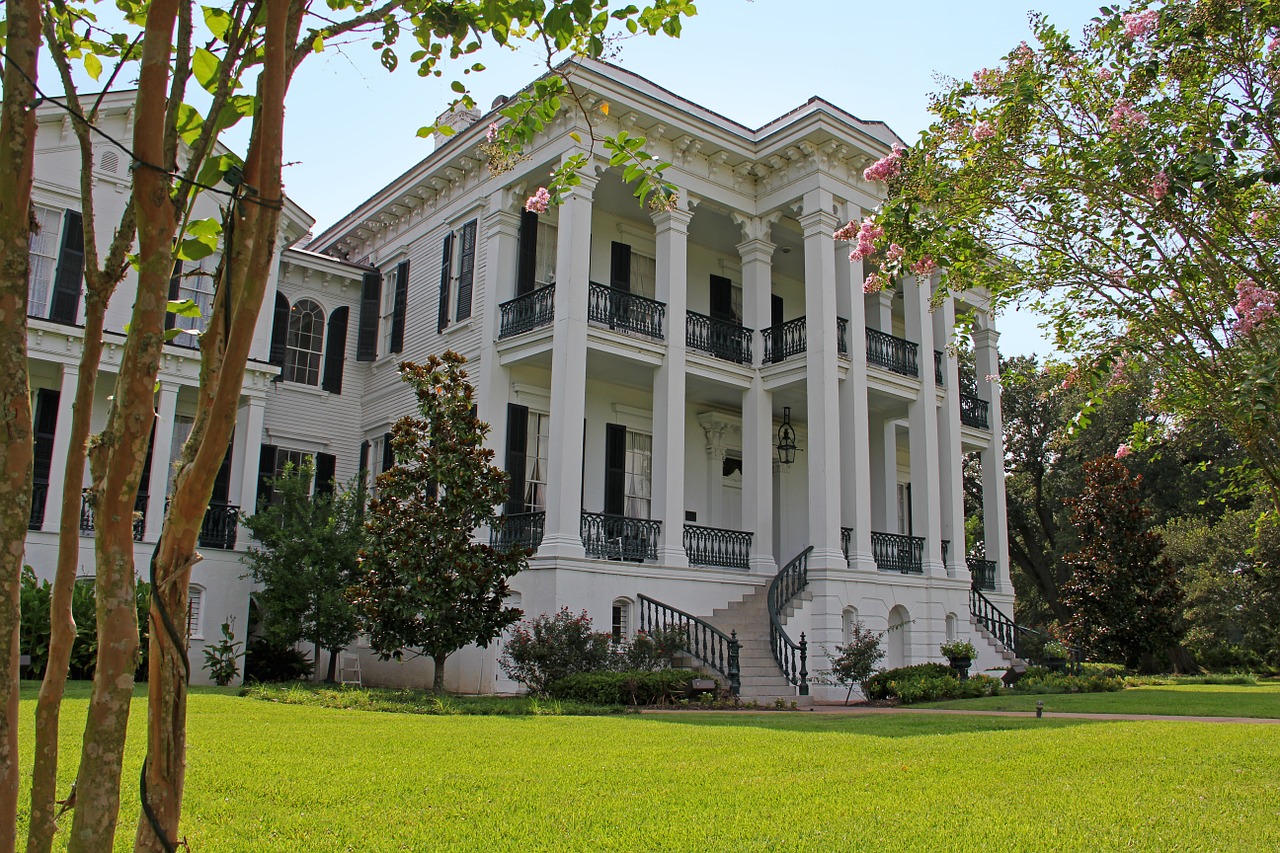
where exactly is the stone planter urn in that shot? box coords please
[947,657,972,680]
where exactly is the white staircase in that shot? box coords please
[705,584,811,704]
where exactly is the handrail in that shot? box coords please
[969,587,1081,670]
[865,328,919,377]
[766,546,813,695]
[490,511,546,552]
[81,488,146,542]
[498,285,556,339]
[686,311,752,364]
[761,316,807,364]
[587,282,665,340]
[580,511,660,561]
[967,557,997,591]
[683,523,752,569]
[837,317,849,356]
[960,393,990,429]
[637,594,740,695]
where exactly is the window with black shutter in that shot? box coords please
[356,271,382,362]
[256,445,278,510]
[436,232,454,333]
[455,219,477,322]
[314,453,337,496]
[610,242,631,292]
[516,210,539,296]
[389,260,409,354]
[710,275,735,322]
[269,292,289,366]
[604,423,627,516]
[49,210,84,325]
[382,431,394,472]
[322,307,349,394]
[505,403,528,514]
[164,261,184,332]
[30,388,60,529]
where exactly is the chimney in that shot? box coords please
[433,104,481,146]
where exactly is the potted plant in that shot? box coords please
[1042,639,1069,673]
[939,639,977,680]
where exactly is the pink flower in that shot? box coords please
[525,187,551,214]
[1122,10,1158,40]
[486,122,498,142]
[1234,278,1279,335]
[1109,99,1149,135]
[972,120,996,141]
[910,256,937,276]
[833,221,859,242]
[886,243,906,262]
[1149,170,1170,200]
[1115,444,1132,459]
[863,143,905,182]
[1269,37,1280,52]
[862,272,887,294]
[841,218,885,262]
[1061,366,1080,390]
[1098,68,1113,82]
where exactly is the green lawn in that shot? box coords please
[916,683,1280,718]
[16,683,1280,851]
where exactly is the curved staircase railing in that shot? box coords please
[637,594,740,695]
[767,547,813,695]
[969,587,1082,671]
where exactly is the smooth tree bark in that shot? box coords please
[0,2,43,849]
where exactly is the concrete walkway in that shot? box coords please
[644,704,1280,724]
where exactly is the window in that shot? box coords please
[624,431,653,519]
[534,220,557,287]
[168,416,195,495]
[172,264,216,348]
[611,598,631,644]
[945,613,959,642]
[275,448,313,481]
[628,251,656,299]
[523,411,550,512]
[381,260,410,355]
[380,273,397,354]
[27,205,61,318]
[284,299,325,385]
[187,585,205,640]
[842,607,860,644]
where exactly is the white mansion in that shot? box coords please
[23,60,1015,697]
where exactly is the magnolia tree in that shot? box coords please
[840,0,1280,510]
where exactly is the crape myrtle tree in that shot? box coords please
[354,352,526,692]
[844,0,1280,511]
[0,2,696,850]
[241,461,365,684]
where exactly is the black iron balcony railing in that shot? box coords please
[837,317,849,356]
[935,350,945,385]
[199,501,239,550]
[871,531,924,574]
[865,328,919,377]
[762,316,806,364]
[968,557,998,591]
[840,526,852,563]
[686,311,752,364]
[587,282,665,340]
[29,482,49,530]
[683,524,752,569]
[490,511,546,552]
[580,511,660,561]
[80,488,146,542]
[960,394,990,429]
[942,538,950,566]
[498,285,556,339]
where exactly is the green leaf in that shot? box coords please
[167,298,203,319]
[202,7,232,42]
[175,103,205,146]
[192,47,221,95]
[83,53,103,81]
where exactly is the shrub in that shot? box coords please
[202,619,243,686]
[864,663,951,701]
[1078,662,1127,678]
[819,622,885,703]
[548,669,702,705]
[1009,671,1124,694]
[616,625,685,671]
[864,664,1000,704]
[500,608,614,695]
[244,638,314,683]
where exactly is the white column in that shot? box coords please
[144,382,180,541]
[539,163,597,559]
[905,275,943,576]
[838,203,875,572]
[935,291,968,580]
[736,220,777,575]
[872,419,898,533]
[799,189,844,571]
[974,318,1010,590]
[479,197,521,464]
[651,202,692,567]
[234,395,266,547]
[43,363,81,532]
[874,291,894,333]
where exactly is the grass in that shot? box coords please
[16,682,1280,851]
[916,682,1280,718]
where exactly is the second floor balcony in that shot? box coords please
[580,511,660,561]
[498,285,556,339]
[587,282,665,340]
[865,328,919,377]
[686,312,751,364]
[960,393,990,429]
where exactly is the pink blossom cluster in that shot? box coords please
[863,143,905,183]
[843,219,885,262]
[910,255,937,276]
[1234,278,1279,335]
[832,221,860,242]
[972,120,996,141]
[1149,170,1170,200]
[525,187,551,214]
[486,122,499,142]
[1109,99,1149,135]
[1249,210,1268,230]
[1121,10,1158,40]
[1115,443,1133,459]
[971,67,1004,93]
[1269,37,1280,53]
[1009,42,1035,68]
[862,272,888,294]
[1098,67,1114,82]
[886,243,906,262]
[1061,365,1080,390]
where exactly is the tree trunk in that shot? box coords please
[433,653,447,693]
[0,3,42,850]
[325,649,338,684]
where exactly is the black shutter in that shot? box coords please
[382,431,394,472]
[314,453,336,496]
[710,274,734,322]
[164,261,184,332]
[455,219,477,322]
[356,271,382,362]
[516,210,539,296]
[269,292,289,366]
[30,389,59,529]
[322,307,349,394]
[505,403,529,514]
[49,209,84,324]
[906,482,914,537]
[610,242,631,292]
[210,439,234,505]
[138,423,157,499]
[389,260,410,354]
[436,232,455,333]
[604,423,626,516]
[358,440,370,477]
[256,445,278,510]
[770,294,784,361]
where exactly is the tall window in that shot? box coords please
[187,585,205,640]
[624,431,653,519]
[524,411,550,512]
[534,221,557,287]
[380,268,397,353]
[629,251,656,298]
[284,299,325,385]
[275,448,313,481]
[173,264,217,347]
[27,205,61,317]
[611,598,631,644]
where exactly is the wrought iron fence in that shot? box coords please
[683,524,752,569]
[837,317,849,356]
[935,350,945,384]
[686,311,751,364]
[865,328,919,377]
[490,511,545,552]
[870,531,924,574]
[840,527,853,563]
[637,594,740,695]
[498,285,556,338]
[767,546,812,695]
[960,394,990,429]
[580,511,660,561]
[198,501,239,550]
[967,557,997,591]
[761,316,807,364]
[587,282,665,340]
[80,488,146,542]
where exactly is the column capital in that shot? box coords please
[973,326,1001,349]
[731,211,780,243]
[735,238,775,266]
[798,207,840,236]
[482,203,522,236]
[650,204,693,233]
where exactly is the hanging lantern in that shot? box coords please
[776,406,797,465]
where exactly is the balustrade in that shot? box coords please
[80,488,146,542]
[767,547,812,694]
[683,524,752,569]
[870,531,924,574]
[761,316,807,364]
[498,285,556,338]
[935,350,945,384]
[685,311,751,364]
[198,501,239,550]
[587,282,665,340]
[865,328,919,377]
[967,557,998,591]
[837,317,848,356]
[29,483,48,530]
[490,511,546,552]
[580,511,660,561]
[638,595,740,695]
[960,393,990,429]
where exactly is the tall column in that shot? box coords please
[479,194,522,464]
[799,189,844,571]
[838,202,875,572]
[233,394,266,547]
[905,275,943,575]
[974,316,1010,591]
[935,291,968,580]
[735,216,777,575]
[874,291,894,333]
[43,363,81,532]
[652,201,693,567]
[872,418,898,532]
[540,161,597,559]
[144,382,180,541]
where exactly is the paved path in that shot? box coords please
[645,705,1280,724]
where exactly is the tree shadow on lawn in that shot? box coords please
[634,710,1103,739]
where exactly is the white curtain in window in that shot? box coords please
[523,411,549,512]
[535,221,558,287]
[28,205,61,317]
[624,431,652,519]
[629,252,656,298]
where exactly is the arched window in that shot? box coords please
[842,606,860,644]
[945,612,959,642]
[284,298,325,385]
[611,598,633,644]
[886,605,911,670]
[187,585,205,640]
